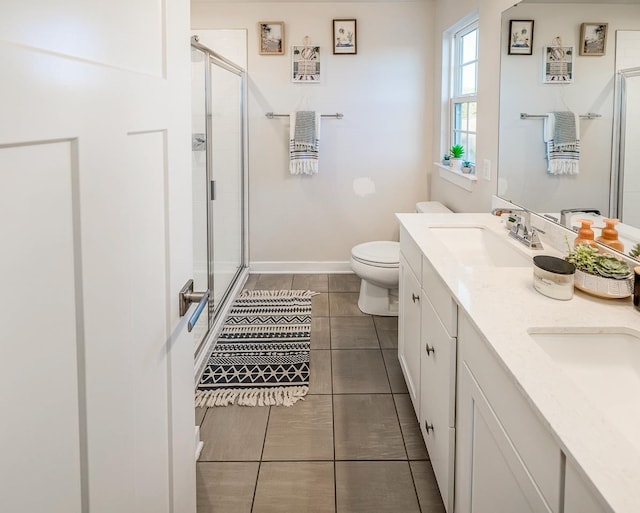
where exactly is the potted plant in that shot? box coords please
[442,154,451,166]
[565,243,633,298]
[461,160,472,174]
[630,242,640,260]
[449,144,464,171]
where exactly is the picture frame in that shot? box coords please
[333,19,357,55]
[292,45,321,82]
[508,20,534,55]
[259,21,284,55]
[543,45,574,83]
[579,22,608,56]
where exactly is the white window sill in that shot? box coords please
[434,163,477,192]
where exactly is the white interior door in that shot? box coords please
[0,1,196,512]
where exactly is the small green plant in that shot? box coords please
[449,144,465,159]
[462,160,471,168]
[630,242,640,259]
[565,243,632,280]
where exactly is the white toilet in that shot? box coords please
[350,201,452,316]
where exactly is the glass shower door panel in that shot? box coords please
[209,61,243,310]
[190,47,210,350]
[621,74,640,228]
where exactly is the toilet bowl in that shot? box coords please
[350,241,400,316]
[350,201,453,316]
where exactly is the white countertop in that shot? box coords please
[397,212,640,513]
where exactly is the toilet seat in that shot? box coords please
[351,241,399,268]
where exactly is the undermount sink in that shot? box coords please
[528,328,640,452]
[428,225,531,267]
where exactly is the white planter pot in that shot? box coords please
[450,158,463,171]
[574,269,633,299]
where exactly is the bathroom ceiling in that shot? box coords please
[193,0,429,3]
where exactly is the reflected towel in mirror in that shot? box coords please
[544,112,580,175]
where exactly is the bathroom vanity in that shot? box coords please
[397,212,640,513]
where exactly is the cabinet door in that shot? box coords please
[456,364,554,513]
[564,460,612,513]
[420,294,456,512]
[398,254,422,414]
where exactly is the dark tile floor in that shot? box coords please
[195,273,446,513]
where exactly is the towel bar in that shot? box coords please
[266,112,343,119]
[520,112,601,120]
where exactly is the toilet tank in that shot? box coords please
[416,201,452,214]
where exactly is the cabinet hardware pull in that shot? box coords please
[412,293,420,303]
[425,421,434,433]
[425,344,435,355]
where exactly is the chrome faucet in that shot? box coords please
[492,208,544,250]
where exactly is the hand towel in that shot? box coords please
[289,111,320,175]
[543,112,580,175]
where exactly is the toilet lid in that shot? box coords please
[351,241,400,268]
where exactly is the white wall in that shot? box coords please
[192,1,433,270]
[498,4,640,216]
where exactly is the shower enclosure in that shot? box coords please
[613,67,640,229]
[191,36,248,358]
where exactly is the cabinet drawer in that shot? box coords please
[459,312,562,513]
[422,256,457,336]
[400,224,422,279]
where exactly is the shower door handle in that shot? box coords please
[179,279,210,332]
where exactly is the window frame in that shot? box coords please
[449,20,478,165]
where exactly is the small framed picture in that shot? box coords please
[259,21,284,55]
[333,19,357,55]
[579,22,608,56]
[543,45,574,83]
[292,45,321,82]
[508,20,534,55]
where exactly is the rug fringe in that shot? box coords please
[239,289,319,299]
[195,386,309,408]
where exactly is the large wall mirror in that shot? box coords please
[497,0,640,259]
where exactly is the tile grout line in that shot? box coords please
[249,404,272,513]
[378,322,425,511]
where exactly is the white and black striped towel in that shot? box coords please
[544,112,580,175]
[290,111,320,175]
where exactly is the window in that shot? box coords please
[450,21,478,164]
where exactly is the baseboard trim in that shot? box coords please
[249,261,353,274]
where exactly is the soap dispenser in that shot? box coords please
[596,218,624,252]
[574,219,598,248]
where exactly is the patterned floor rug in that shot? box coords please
[195,290,315,407]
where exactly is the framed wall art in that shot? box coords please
[292,45,321,82]
[333,19,357,55]
[259,21,284,55]
[508,20,534,55]
[579,22,608,56]
[543,45,574,83]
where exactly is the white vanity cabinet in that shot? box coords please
[564,460,611,513]
[398,228,423,415]
[399,226,458,512]
[456,312,562,513]
[420,291,456,513]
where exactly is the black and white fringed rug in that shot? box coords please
[195,290,317,407]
